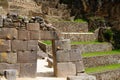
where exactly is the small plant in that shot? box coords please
[103,28,113,42]
[74,19,87,23]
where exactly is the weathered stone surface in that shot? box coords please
[92,69,120,80]
[0,16,3,27]
[69,49,82,61]
[0,63,20,74]
[62,33,96,42]
[27,40,38,51]
[74,61,85,73]
[27,23,40,30]
[68,73,96,80]
[0,52,17,64]
[52,22,88,32]
[20,63,36,77]
[30,31,40,40]
[0,28,18,39]
[18,30,30,40]
[55,39,71,50]
[17,51,37,63]
[5,69,16,80]
[56,50,70,62]
[83,54,120,68]
[11,40,27,51]
[72,43,112,53]
[41,31,59,40]
[57,62,76,77]
[0,40,11,52]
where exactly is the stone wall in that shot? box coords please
[72,43,112,53]
[0,23,41,77]
[51,21,88,32]
[62,32,96,42]
[92,69,120,80]
[54,39,85,77]
[83,54,120,68]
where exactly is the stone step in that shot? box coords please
[72,42,112,53]
[83,53,120,68]
[62,32,96,42]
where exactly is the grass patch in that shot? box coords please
[85,63,120,74]
[82,50,120,58]
[42,41,107,45]
[42,40,52,45]
[71,41,106,45]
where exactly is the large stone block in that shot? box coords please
[17,51,37,63]
[69,49,82,61]
[30,31,40,40]
[0,28,18,39]
[0,52,17,64]
[67,74,96,80]
[56,50,70,62]
[55,39,71,50]
[20,63,36,77]
[75,61,85,73]
[18,30,30,40]
[27,23,40,30]
[57,62,76,77]
[4,69,17,80]
[27,40,38,51]
[11,40,27,51]
[41,31,59,40]
[0,63,20,75]
[0,39,11,52]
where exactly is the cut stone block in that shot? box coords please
[55,39,71,50]
[27,40,38,51]
[4,69,16,80]
[41,31,59,40]
[75,61,85,73]
[0,40,11,52]
[17,51,37,63]
[56,50,70,62]
[20,63,36,77]
[0,52,17,64]
[12,40,27,51]
[30,31,40,40]
[18,30,30,40]
[27,23,40,30]
[69,49,82,61]
[0,28,18,39]
[57,62,76,77]
[67,74,96,80]
[0,63,20,75]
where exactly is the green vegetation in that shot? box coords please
[42,41,107,45]
[74,19,87,23]
[71,41,106,45]
[42,40,52,45]
[85,63,120,74]
[82,50,120,58]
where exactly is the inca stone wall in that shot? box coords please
[72,43,112,53]
[52,21,88,32]
[54,39,85,77]
[0,23,41,77]
[92,69,120,80]
[83,54,120,68]
[0,14,60,78]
